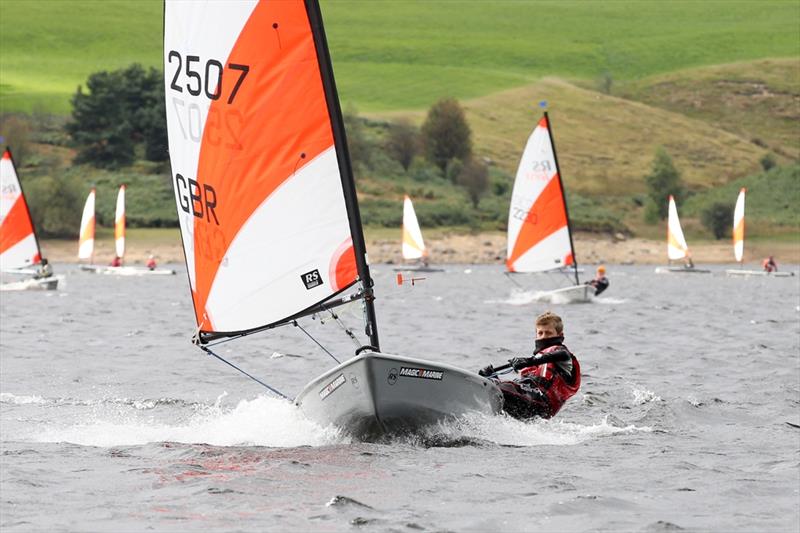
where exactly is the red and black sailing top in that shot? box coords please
[519,343,581,418]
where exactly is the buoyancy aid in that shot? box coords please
[518,344,581,418]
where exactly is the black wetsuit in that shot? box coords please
[589,276,609,296]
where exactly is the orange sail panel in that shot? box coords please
[0,149,41,269]
[506,115,573,273]
[165,0,358,334]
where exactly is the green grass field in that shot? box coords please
[1,0,798,113]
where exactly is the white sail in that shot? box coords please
[0,149,41,269]
[506,114,575,273]
[115,185,126,259]
[78,189,95,261]
[164,0,366,336]
[402,195,425,260]
[667,195,689,261]
[733,188,745,263]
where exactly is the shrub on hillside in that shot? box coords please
[384,119,419,171]
[760,153,776,171]
[25,175,83,238]
[457,158,490,208]
[343,105,374,171]
[701,202,734,239]
[67,64,167,169]
[0,114,32,166]
[421,98,472,172]
[644,147,685,220]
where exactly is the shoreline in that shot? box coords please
[39,232,800,266]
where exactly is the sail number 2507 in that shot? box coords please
[168,51,249,104]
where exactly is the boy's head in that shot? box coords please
[535,311,563,339]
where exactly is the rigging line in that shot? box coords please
[504,271,524,288]
[293,320,341,364]
[199,345,291,401]
[328,309,362,348]
[202,321,293,349]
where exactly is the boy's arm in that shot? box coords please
[510,349,571,370]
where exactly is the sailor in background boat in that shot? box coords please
[478,311,581,419]
[763,256,778,273]
[146,255,157,271]
[110,256,122,267]
[33,258,53,279]
[587,265,609,296]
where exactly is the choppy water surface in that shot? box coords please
[1,264,799,532]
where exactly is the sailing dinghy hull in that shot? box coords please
[295,352,503,439]
[0,275,61,291]
[81,266,176,276]
[541,284,594,303]
[655,266,711,274]
[725,269,794,277]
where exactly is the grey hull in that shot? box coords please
[295,352,503,439]
[654,266,711,274]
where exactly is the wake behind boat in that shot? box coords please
[163,0,487,440]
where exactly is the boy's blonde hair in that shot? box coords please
[535,311,563,334]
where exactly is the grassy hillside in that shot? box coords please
[1,0,798,113]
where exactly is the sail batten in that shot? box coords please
[506,113,577,279]
[0,149,42,269]
[165,0,377,345]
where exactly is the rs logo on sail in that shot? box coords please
[175,173,219,225]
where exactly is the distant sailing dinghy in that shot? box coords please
[394,195,443,273]
[164,0,501,439]
[506,112,593,303]
[654,196,710,274]
[0,148,60,291]
[77,188,96,271]
[725,189,793,277]
[88,185,176,276]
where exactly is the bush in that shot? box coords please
[0,114,32,166]
[456,158,489,208]
[644,147,686,220]
[384,119,419,171]
[701,202,734,239]
[421,98,472,172]
[25,174,84,238]
[760,153,776,171]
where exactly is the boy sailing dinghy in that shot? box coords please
[0,148,60,291]
[725,189,793,277]
[394,195,443,273]
[655,196,709,274]
[506,111,593,303]
[163,0,501,439]
[86,185,176,276]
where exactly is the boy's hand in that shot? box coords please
[478,364,495,377]
[510,356,534,370]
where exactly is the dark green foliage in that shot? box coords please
[66,64,167,168]
[644,147,685,220]
[24,174,84,238]
[760,153,776,171]
[566,193,629,234]
[343,104,373,170]
[701,202,734,239]
[384,119,419,171]
[421,98,472,172]
[457,158,489,208]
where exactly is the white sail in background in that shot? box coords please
[164,0,364,336]
[506,114,575,273]
[78,188,95,261]
[0,149,42,269]
[733,188,745,263]
[667,195,689,261]
[402,195,425,260]
[115,185,126,259]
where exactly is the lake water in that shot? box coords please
[1,264,799,532]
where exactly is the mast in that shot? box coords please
[543,111,580,286]
[306,0,379,350]
[4,147,43,264]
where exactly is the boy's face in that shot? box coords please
[536,323,560,339]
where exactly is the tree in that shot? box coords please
[644,147,685,220]
[0,114,32,166]
[67,64,167,168]
[760,153,776,171]
[421,98,472,172]
[342,104,372,171]
[25,175,84,238]
[701,202,734,239]
[457,158,489,208]
[384,119,419,171]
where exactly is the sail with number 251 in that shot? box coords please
[0,148,42,270]
[164,0,378,344]
[506,113,578,276]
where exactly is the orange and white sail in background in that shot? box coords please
[667,195,689,261]
[506,114,574,273]
[164,0,359,335]
[733,188,745,263]
[78,188,95,261]
[0,148,41,269]
[402,195,426,261]
[115,185,126,259]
